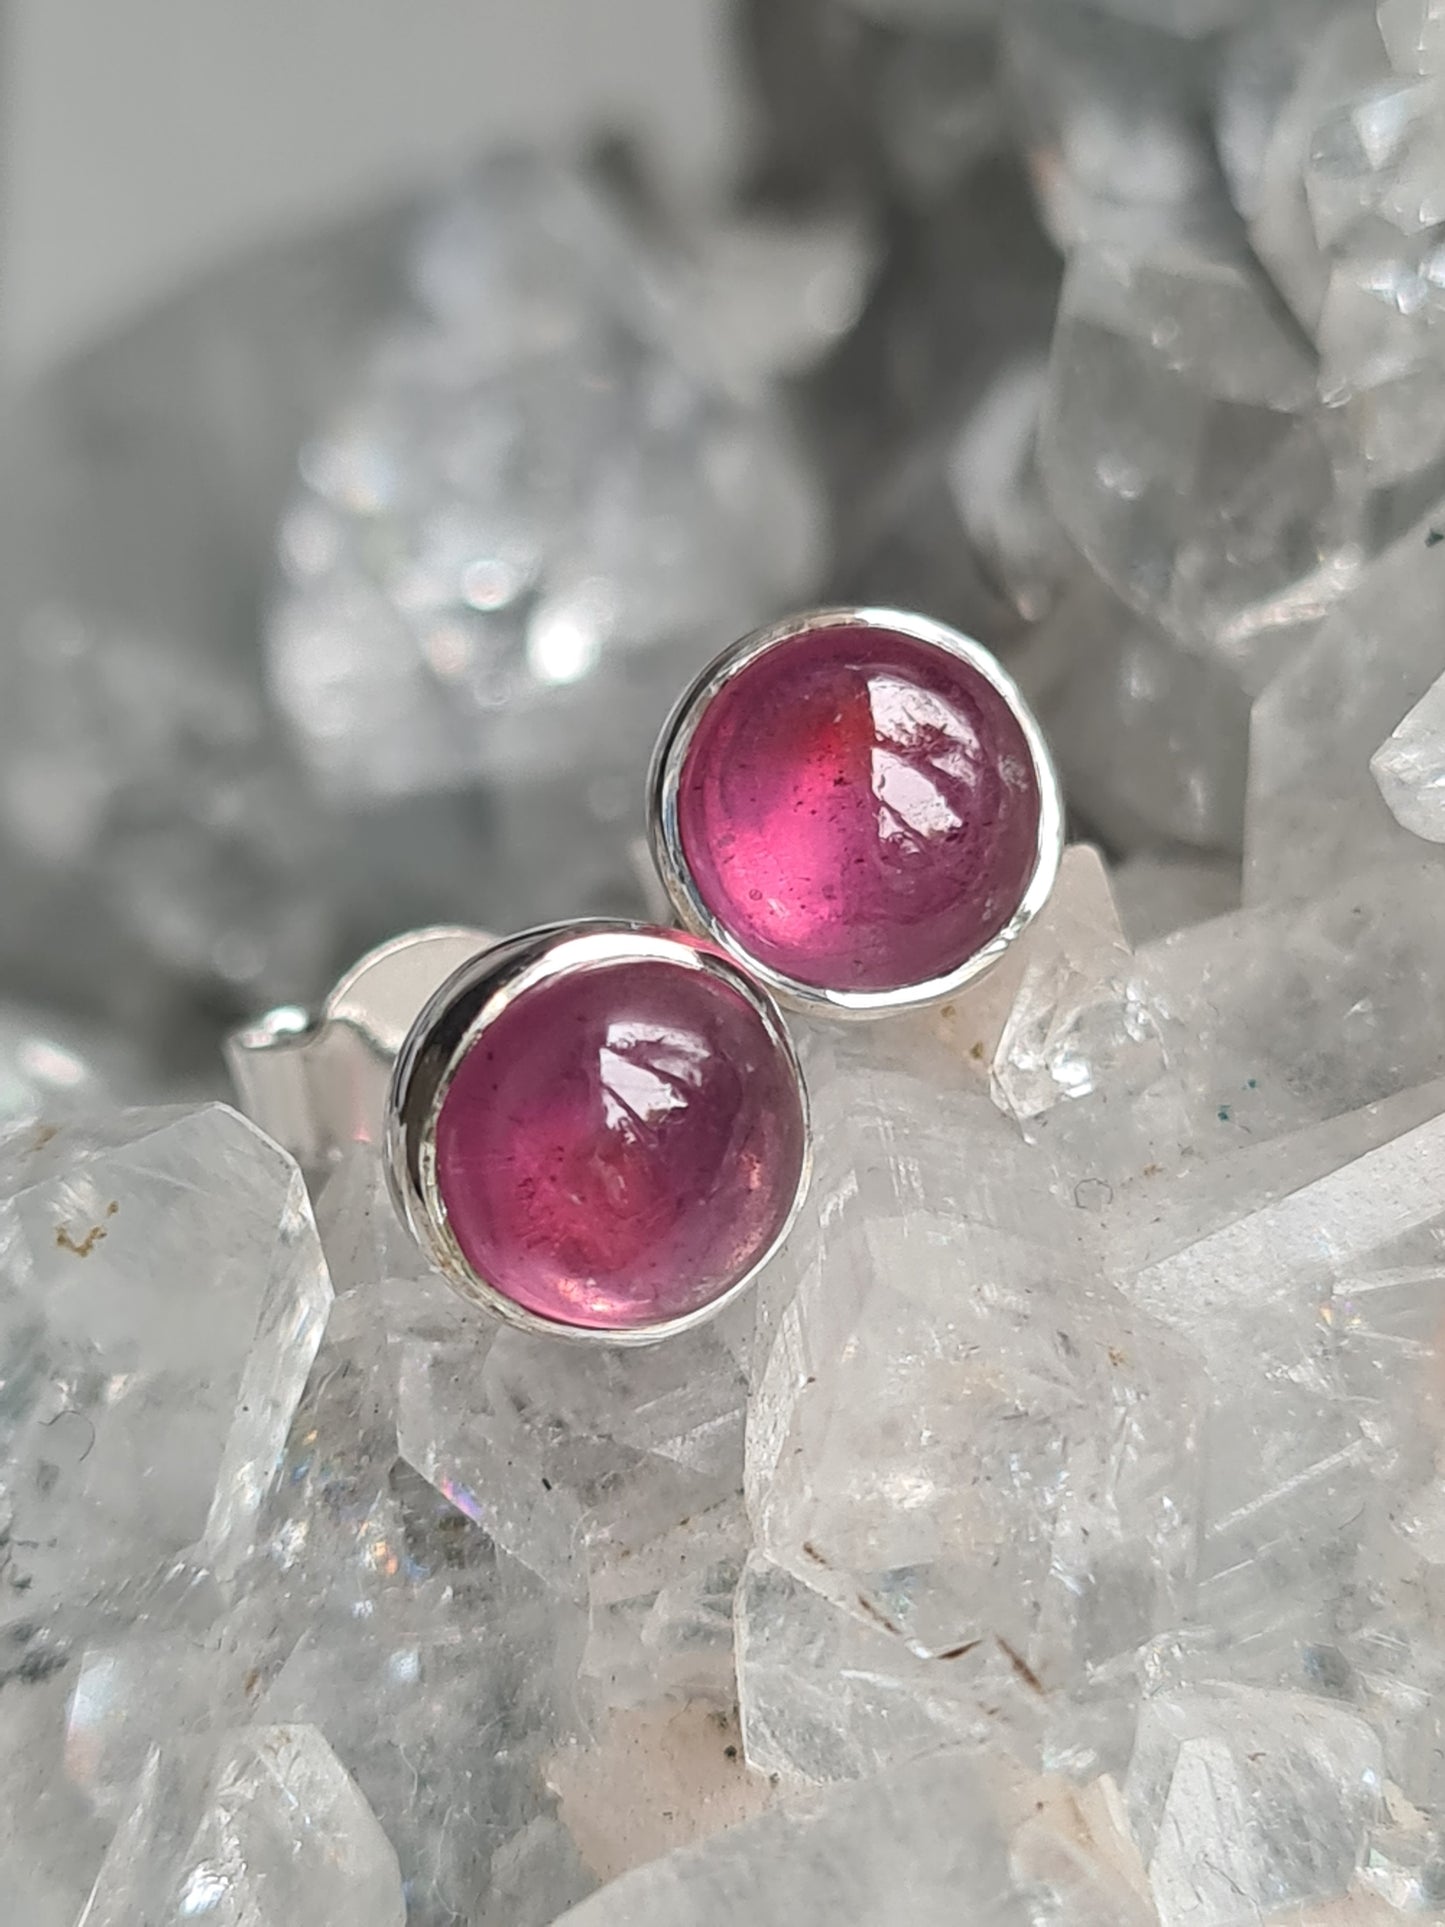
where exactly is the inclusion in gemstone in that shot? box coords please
[430,949,807,1333]
[669,616,1049,999]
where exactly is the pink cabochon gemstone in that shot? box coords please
[676,621,1044,995]
[432,954,806,1332]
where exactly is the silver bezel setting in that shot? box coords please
[385,920,812,1347]
[647,605,1065,1019]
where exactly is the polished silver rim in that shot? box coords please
[385,919,812,1346]
[647,605,1065,1019]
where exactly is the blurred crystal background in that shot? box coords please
[7,1,1445,1922]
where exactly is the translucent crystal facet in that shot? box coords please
[430,952,807,1331]
[550,1751,1034,1926]
[77,1726,407,1927]
[1002,0,1221,250]
[1247,507,1445,901]
[735,1553,1037,1784]
[1030,577,1251,853]
[0,1105,331,1920]
[9,8,1445,1917]
[0,1104,331,1612]
[746,1029,1198,1759]
[1244,2,1445,489]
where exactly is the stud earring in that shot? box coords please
[230,923,809,1344]
[648,606,1063,1017]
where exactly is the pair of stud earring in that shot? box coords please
[230,607,1062,1345]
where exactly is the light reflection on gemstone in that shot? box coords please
[432,954,805,1331]
[676,619,1044,994]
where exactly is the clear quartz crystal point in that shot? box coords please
[0,1104,331,1612]
[0,1002,146,1127]
[735,1551,1037,1784]
[747,1016,1198,1764]
[1057,0,1249,34]
[1040,222,1359,663]
[1124,1688,1384,1927]
[76,1726,407,1927]
[267,156,821,805]
[0,209,396,1050]
[549,1751,1030,1926]
[1371,667,1445,839]
[230,1146,594,1926]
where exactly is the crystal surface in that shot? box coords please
[0,1104,330,1615]
[11,7,1445,1919]
[1,1657,108,1927]
[267,157,822,808]
[1247,505,1445,902]
[1244,2,1445,490]
[394,1271,751,1620]
[1248,10,1393,335]
[1372,667,1445,840]
[550,1751,1033,1926]
[675,617,1045,993]
[993,849,1445,1196]
[1030,576,1251,853]
[1124,1687,1384,1926]
[77,1725,407,1927]
[1041,224,1357,669]
[1002,0,1220,251]
[432,950,806,1331]
[746,1024,1199,1776]
[582,1496,749,1711]
[0,1104,331,1923]
[990,842,1136,1124]
[943,353,1077,628]
[1121,1105,1445,1672]
[0,1002,149,1128]
[240,1152,595,1926]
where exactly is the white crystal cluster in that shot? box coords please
[0,155,825,1061]
[266,157,821,805]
